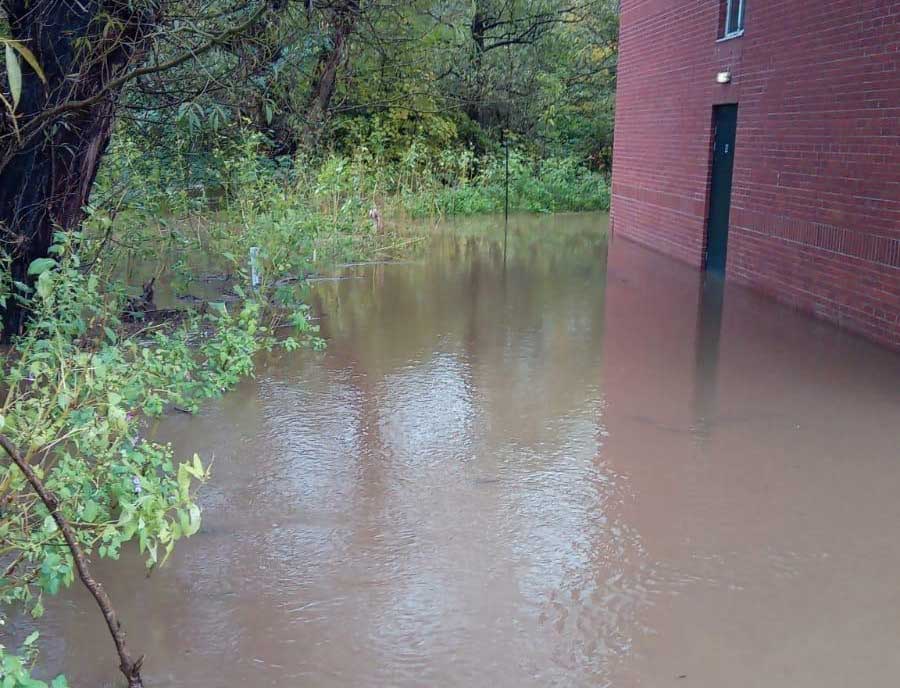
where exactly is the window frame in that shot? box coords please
[723,0,745,38]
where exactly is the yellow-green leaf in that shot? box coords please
[3,39,46,84]
[5,44,21,111]
[177,464,191,498]
[185,504,201,536]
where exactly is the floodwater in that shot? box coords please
[17,213,900,686]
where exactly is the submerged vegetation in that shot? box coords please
[0,0,617,683]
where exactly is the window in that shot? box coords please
[723,0,745,37]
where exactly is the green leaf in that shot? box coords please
[42,514,57,533]
[27,257,56,276]
[36,271,53,299]
[51,676,69,688]
[178,508,190,534]
[82,500,99,523]
[5,44,21,111]
[146,540,157,566]
[23,631,39,646]
[209,302,228,316]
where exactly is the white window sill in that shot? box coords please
[717,29,744,42]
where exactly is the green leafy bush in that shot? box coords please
[0,234,292,677]
[399,150,610,218]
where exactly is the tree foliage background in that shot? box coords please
[0,0,617,329]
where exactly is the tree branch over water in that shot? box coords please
[0,433,146,688]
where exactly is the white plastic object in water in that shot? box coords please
[250,246,261,288]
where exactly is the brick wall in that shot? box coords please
[611,0,900,349]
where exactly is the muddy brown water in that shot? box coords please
[13,213,900,687]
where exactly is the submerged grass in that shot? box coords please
[83,131,610,311]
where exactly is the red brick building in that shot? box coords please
[610,0,899,349]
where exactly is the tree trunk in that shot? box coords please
[302,0,360,149]
[0,0,154,338]
[468,10,488,126]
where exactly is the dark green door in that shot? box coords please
[705,104,738,273]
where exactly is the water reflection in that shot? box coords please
[601,233,900,686]
[11,214,900,688]
[693,273,725,440]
